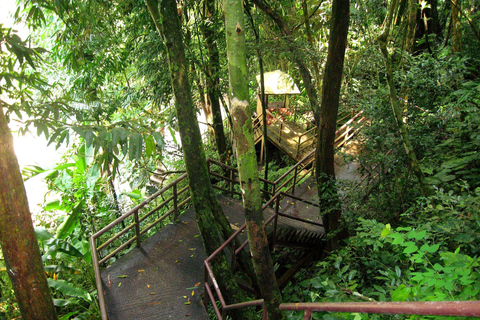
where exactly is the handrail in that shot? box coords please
[203,191,324,319]
[91,173,189,320]
[280,301,480,319]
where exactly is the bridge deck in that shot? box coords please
[100,187,324,319]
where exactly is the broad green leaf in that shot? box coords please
[56,203,82,239]
[44,200,61,211]
[381,224,391,239]
[34,227,54,242]
[403,244,418,254]
[47,279,90,301]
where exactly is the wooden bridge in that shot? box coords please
[253,110,365,163]
[90,155,323,319]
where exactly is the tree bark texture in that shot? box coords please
[201,0,229,162]
[0,107,58,320]
[145,1,253,318]
[377,0,433,197]
[315,0,350,247]
[452,0,462,52]
[225,1,283,319]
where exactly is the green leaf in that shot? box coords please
[152,131,165,148]
[407,229,426,240]
[56,203,82,239]
[145,135,155,158]
[381,224,391,239]
[34,227,54,242]
[47,279,90,301]
[44,200,61,211]
[403,244,418,254]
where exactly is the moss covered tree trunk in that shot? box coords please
[0,106,58,320]
[225,1,283,319]
[145,1,253,318]
[201,0,229,162]
[315,0,350,249]
[377,0,433,197]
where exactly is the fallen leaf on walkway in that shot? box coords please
[188,248,196,251]
[118,275,128,278]
[194,234,200,238]
[183,296,187,298]
[118,282,122,287]
[147,284,150,288]
[184,302,191,305]
[108,275,111,288]
[191,290,195,296]
[150,292,155,295]
[138,269,144,272]
[195,282,201,287]
[175,260,179,263]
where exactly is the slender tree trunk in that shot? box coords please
[302,0,322,93]
[250,0,321,122]
[201,0,229,162]
[452,0,462,52]
[315,0,350,249]
[225,0,283,318]
[244,4,270,198]
[145,1,253,318]
[406,0,418,53]
[377,0,433,197]
[0,106,58,320]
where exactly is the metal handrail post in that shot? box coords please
[134,209,141,247]
[90,236,108,320]
[292,166,298,194]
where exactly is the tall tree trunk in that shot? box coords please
[377,0,433,197]
[244,3,270,198]
[452,0,462,52]
[144,1,253,318]
[225,1,283,319]
[201,0,229,162]
[315,0,350,249]
[302,0,322,92]
[405,0,418,53]
[250,0,321,122]
[0,106,58,320]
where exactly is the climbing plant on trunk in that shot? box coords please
[144,0,254,318]
[224,0,283,318]
[315,0,351,249]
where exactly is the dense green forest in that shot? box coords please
[1,0,479,319]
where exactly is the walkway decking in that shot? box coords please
[100,190,324,319]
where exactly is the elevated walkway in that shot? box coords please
[253,110,364,163]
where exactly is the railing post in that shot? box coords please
[134,209,141,248]
[272,197,280,248]
[173,183,178,220]
[292,166,298,195]
[304,310,313,320]
[90,237,108,320]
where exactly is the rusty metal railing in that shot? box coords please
[207,150,315,200]
[203,191,323,319]
[280,301,480,319]
[90,173,190,320]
